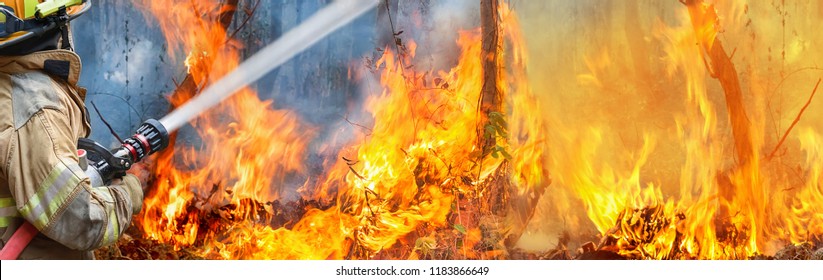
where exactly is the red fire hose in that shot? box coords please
[0,221,38,260]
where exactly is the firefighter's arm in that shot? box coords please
[7,108,143,251]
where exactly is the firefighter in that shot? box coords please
[0,0,144,259]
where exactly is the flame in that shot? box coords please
[788,129,823,243]
[131,1,545,259]
[134,0,315,257]
[311,1,545,256]
[528,0,823,259]
[128,0,822,260]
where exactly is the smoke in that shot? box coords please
[96,40,154,86]
[309,0,490,178]
[73,0,177,148]
[388,0,480,71]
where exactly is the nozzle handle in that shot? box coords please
[76,119,170,186]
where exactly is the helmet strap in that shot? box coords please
[53,6,71,50]
[58,21,70,50]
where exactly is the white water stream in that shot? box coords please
[160,0,378,132]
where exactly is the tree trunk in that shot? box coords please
[681,0,763,242]
[683,0,753,166]
[479,0,503,151]
[477,0,544,250]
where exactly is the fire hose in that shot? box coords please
[0,0,378,260]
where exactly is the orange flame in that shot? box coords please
[536,0,822,259]
[130,0,822,260]
[134,0,314,256]
[132,1,544,259]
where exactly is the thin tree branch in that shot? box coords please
[767,78,821,160]
[226,0,260,42]
[91,101,124,143]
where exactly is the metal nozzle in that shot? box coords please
[120,119,169,163]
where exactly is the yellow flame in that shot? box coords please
[133,1,546,259]
[133,0,823,260]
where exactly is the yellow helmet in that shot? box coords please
[0,0,90,49]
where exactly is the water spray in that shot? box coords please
[160,0,379,132]
[78,0,378,186]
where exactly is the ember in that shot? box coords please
[96,0,822,260]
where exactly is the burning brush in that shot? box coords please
[94,0,823,261]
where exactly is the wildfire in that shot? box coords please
[134,0,317,258]
[122,0,823,260]
[534,0,823,259]
[129,0,545,259]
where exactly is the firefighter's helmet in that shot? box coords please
[0,0,90,49]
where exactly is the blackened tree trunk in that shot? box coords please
[479,0,503,152]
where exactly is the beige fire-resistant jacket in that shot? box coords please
[0,50,143,259]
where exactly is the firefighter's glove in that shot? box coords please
[119,174,144,214]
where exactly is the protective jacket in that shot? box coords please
[0,49,142,259]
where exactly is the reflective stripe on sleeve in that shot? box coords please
[0,197,21,228]
[18,162,82,230]
[91,188,119,246]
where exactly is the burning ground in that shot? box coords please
[94,0,823,260]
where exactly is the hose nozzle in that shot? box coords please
[120,119,169,163]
